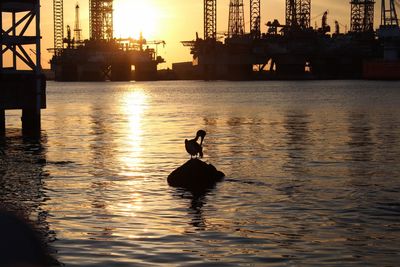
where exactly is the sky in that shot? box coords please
[5,0,380,69]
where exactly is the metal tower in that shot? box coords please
[74,3,82,42]
[228,0,245,37]
[204,0,217,40]
[381,0,398,26]
[250,0,261,38]
[286,0,311,29]
[350,0,375,32]
[53,0,64,50]
[90,0,113,40]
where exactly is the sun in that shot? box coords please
[113,0,159,39]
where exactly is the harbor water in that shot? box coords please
[1,80,400,266]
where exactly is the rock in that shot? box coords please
[168,159,225,190]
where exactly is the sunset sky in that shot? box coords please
[28,1,378,68]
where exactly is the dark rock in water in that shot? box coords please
[168,159,225,189]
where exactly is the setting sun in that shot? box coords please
[113,0,160,39]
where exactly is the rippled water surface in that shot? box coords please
[1,80,400,266]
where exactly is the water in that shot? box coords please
[1,80,400,266]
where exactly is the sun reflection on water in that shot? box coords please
[117,89,148,177]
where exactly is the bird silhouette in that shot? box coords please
[185,130,206,159]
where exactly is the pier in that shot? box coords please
[0,0,46,136]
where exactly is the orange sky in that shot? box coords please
[14,0,381,68]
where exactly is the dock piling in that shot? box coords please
[22,109,41,137]
[0,110,5,135]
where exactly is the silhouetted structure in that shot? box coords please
[381,0,398,26]
[74,3,82,42]
[350,0,375,33]
[286,0,311,30]
[204,0,217,40]
[90,0,113,40]
[364,0,400,79]
[53,0,64,51]
[0,0,46,136]
[228,0,245,38]
[50,0,165,81]
[250,0,261,38]
[183,0,400,80]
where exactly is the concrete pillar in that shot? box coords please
[22,109,41,137]
[0,110,5,135]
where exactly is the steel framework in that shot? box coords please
[381,0,398,26]
[74,3,82,42]
[350,0,375,32]
[1,0,45,135]
[1,0,42,72]
[286,0,311,29]
[90,0,113,40]
[228,0,245,37]
[204,0,217,40]
[53,0,63,50]
[250,0,261,38]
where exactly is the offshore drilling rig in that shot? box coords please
[50,0,165,81]
[184,0,400,80]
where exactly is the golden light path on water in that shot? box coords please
[109,90,147,238]
[117,90,147,177]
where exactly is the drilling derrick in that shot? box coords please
[228,0,245,37]
[204,0,217,40]
[298,0,311,29]
[286,0,311,30]
[74,3,82,42]
[250,0,261,38]
[381,0,399,26]
[90,0,113,40]
[53,0,64,51]
[350,0,375,32]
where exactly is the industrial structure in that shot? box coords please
[74,3,82,42]
[286,0,311,30]
[381,0,399,26]
[1,0,46,136]
[228,0,245,37]
[250,0,261,38]
[50,0,165,81]
[350,0,375,32]
[204,0,217,40]
[89,0,113,40]
[184,0,400,80]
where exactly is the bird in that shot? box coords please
[185,130,206,159]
